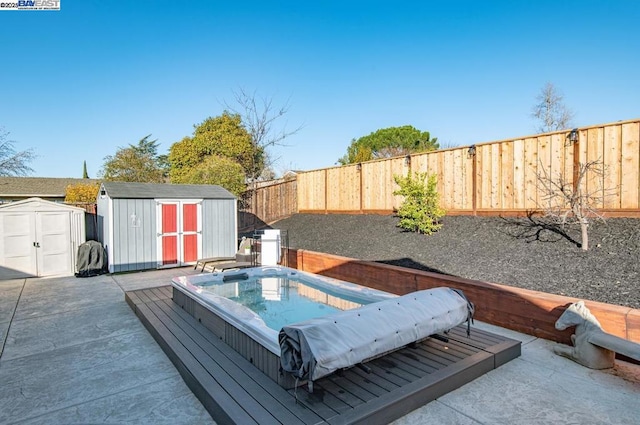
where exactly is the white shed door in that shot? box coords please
[0,211,72,278]
[37,212,72,277]
[0,212,37,278]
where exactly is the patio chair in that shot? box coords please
[194,237,254,272]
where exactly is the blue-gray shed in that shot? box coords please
[97,182,237,273]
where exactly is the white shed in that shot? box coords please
[0,198,86,279]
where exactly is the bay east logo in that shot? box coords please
[0,0,60,10]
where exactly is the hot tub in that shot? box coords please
[171,266,396,388]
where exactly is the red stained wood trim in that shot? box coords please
[289,248,640,346]
[295,209,640,218]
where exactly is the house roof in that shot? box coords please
[101,182,236,200]
[0,177,100,197]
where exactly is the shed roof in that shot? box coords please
[0,197,86,212]
[0,177,100,197]
[101,182,236,200]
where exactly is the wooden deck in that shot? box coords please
[126,286,521,425]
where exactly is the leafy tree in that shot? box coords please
[65,182,100,203]
[339,125,438,165]
[100,135,166,182]
[169,112,260,182]
[393,171,445,234]
[532,82,574,133]
[0,127,35,176]
[82,160,89,178]
[180,155,246,196]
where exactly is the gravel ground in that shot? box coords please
[270,214,640,309]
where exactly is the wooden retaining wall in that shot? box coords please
[285,249,640,346]
[297,118,640,216]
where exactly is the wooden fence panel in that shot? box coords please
[444,147,473,211]
[411,150,443,198]
[442,150,455,208]
[562,135,574,197]
[464,148,474,210]
[297,169,326,211]
[587,127,605,209]
[512,139,525,209]
[294,118,640,217]
[451,149,463,209]
[550,134,563,182]
[537,135,553,209]
[621,122,640,209]
[577,129,589,204]
[477,144,490,209]
[238,179,297,231]
[219,120,640,233]
[523,137,538,209]
[326,165,360,211]
[361,157,407,211]
[604,124,622,209]
[394,147,472,211]
[501,141,514,209]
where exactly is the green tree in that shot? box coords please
[0,127,35,176]
[180,155,246,196]
[169,112,261,182]
[100,135,166,182]
[82,160,89,178]
[339,125,438,165]
[393,171,445,234]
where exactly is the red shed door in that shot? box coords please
[160,204,178,266]
[181,203,198,263]
[158,201,201,268]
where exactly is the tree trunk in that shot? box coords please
[580,218,589,251]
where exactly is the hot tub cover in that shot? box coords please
[279,287,474,382]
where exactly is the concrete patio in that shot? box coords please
[0,268,638,424]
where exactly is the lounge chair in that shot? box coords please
[210,261,256,272]
[194,237,254,272]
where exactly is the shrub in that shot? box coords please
[393,172,445,234]
[65,182,100,203]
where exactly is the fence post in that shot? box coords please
[469,146,477,215]
[572,129,581,194]
[324,169,328,214]
[358,163,363,214]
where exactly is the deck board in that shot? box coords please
[145,301,281,424]
[154,298,322,425]
[126,285,521,425]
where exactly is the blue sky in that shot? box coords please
[1,1,638,178]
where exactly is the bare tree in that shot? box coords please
[223,89,302,229]
[532,82,574,133]
[0,128,36,176]
[224,88,302,182]
[537,159,615,251]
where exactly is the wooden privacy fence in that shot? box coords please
[238,178,297,231]
[297,118,640,216]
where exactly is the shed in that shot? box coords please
[97,182,237,273]
[0,198,86,279]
